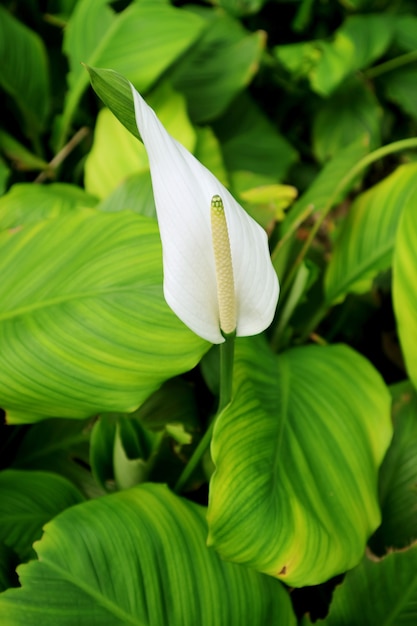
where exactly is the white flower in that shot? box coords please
[131,84,279,344]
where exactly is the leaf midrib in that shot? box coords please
[0,284,157,322]
[37,557,148,626]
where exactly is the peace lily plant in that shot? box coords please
[130,84,280,345]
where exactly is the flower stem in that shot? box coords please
[174,335,235,494]
[364,51,417,79]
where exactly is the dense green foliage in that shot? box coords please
[1,0,417,623]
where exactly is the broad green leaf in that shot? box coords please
[59,0,204,147]
[275,41,321,79]
[208,336,392,587]
[0,211,208,423]
[172,12,265,122]
[313,547,417,625]
[394,15,417,51]
[213,92,297,182]
[325,163,417,303]
[370,382,417,555]
[381,67,417,122]
[310,14,393,96]
[393,189,417,392]
[312,77,381,162]
[97,171,156,218]
[11,419,101,499]
[0,130,49,172]
[239,184,298,229]
[0,6,50,136]
[194,126,229,187]
[0,470,84,561]
[281,135,370,235]
[0,483,296,625]
[84,108,149,198]
[275,15,393,96]
[85,83,195,198]
[0,183,98,230]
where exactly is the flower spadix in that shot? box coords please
[131,84,279,344]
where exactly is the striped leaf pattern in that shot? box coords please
[325,162,417,303]
[0,484,296,625]
[393,187,417,390]
[0,210,208,423]
[316,547,417,625]
[208,336,392,587]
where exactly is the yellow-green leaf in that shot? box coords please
[208,336,392,587]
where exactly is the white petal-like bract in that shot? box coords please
[131,84,279,344]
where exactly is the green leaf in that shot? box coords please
[194,126,229,187]
[0,130,49,172]
[213,92,297,182]
[97,171,156,218]
[11,419,101,499]
[0,183,98,230]
[275,14,393,96]
[0,469,84,561]
[281,135,370,235]
[91,414,158,491]
[172,12,265,122]
[393,188,417,393]
[59,0,204,147]
[312,77,381,162]
[0,6,50,136]
[314,547,417,625]
[325,162,417,303]
[0,483,296,625]
[87,66,140,141]
[0,210,208,423]
[310,14,393,96]
[370,382,417,555]
[208,336,392,587]
[394,15,417,51]
[381,67,417,122]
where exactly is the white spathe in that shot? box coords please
[131,84,279,344]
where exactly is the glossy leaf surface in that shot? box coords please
[0,6,50,136]
[0,483,296,625]
[393,189,417,394]
[325,163,417,303]
[370,382,417,555]
[0,470,84,561]
[208,336,392,587]
[0,211,208,423]
[59,0,204,146]
[314,547,417,625]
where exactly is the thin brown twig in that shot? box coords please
[34,126,90,183]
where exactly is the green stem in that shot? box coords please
[281,137,417,300]
[174,335,235,494]
[365,50,417,79]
